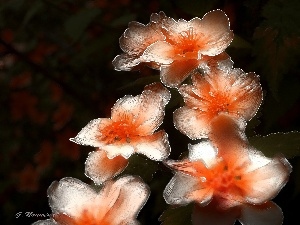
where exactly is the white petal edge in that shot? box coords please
[188,141,217,168]
[47,177,96,216]
[135,130,170,161]
[70,118,107,147]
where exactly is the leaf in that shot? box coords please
[64,8,101,41]
[249,131,300,158]
[122,154,158,182]
[160,204,193,225]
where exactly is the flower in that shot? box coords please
[32,175,149,225]
[70,82,170,183]
[163,141,291,225]
[141,9,233,87]
[113,10,233,87]
[173,68,262,139]
[112,12,166,71]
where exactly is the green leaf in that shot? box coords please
[64,8,101,41]
[160,204,193,225]
[122,154,158,182]
[249,131,300,158]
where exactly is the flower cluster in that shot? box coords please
[33,9,292,225]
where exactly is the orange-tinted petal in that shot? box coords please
[142,41,174,64]
[173,106,210,139]
[135,130,170,161]
[104,176,150,224]
[85,150,129,184]
[243,155,291,204]
[160,59,199,87]
[70,118,111,147]
[193,10,233,56]
[120,21,165,56]
[163,172,213,205]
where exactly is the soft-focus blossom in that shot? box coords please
[174,68,262,139]
[163,141,291,225]
[142,10,233,87]
[70,82,171,160]
[113,10,233,87]
[32,176,149,225]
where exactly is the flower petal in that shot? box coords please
[70,118,110,147]
[111,95,140,122]
[85,150,129,185]
[104,176,150,224]
[243,154,291,204]
[192,202,239,225]
[239,201,283,225]
[188,141,217,168]
[164,172,213,205]
[103,144,135,159]
[173,107,210,139]
[192,10,233,56]
[47,177,96,216]
[144,82,171,106]
[135,130,170,161]
[120,21,165,56]
[112,54,142,71]
[142,41,175,64]
[160,59,199,87]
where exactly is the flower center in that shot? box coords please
[205,92,231,118]
[98,120,139,144]
[206,161,245,198]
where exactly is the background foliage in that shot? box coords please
[1,0,300,224]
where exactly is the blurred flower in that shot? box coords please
[174,68,262,139]
[71,83,170,160]
[32,176,149,225]
[164,141,291,225]
[16,164,40,193]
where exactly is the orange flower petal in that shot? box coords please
[85,150,128,184]
[45,176,149,225]
[173,106,210,139]
[142,41,174,64]
[160,59,199,87]
[193,10,233,56]
[135,130,170,161]
[164,172,213,205]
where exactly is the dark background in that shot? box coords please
[1,0,300,224]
